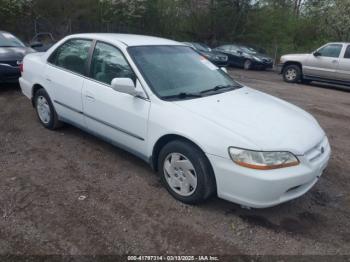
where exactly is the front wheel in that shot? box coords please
[283,64,301,83]
[158,140,216,204]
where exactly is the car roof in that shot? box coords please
[67,33,183,47]
[327,42,350,45]
[0,31,12,35]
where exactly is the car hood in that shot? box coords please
[174,87,324,155]
[0,47,35,61]
[281,53,310,62]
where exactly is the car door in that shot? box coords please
[303,43,343,79]
[83,41,150,158]
[336,44,350,82]
[45,38,93,127]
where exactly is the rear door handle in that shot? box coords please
[332,60,338,63]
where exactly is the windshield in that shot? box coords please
[0,32,25,47]
[128,45,241,99]
[240,46,258,54]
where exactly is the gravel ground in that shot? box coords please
[0,69,349,256]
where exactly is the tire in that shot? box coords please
[158,140,216,204]
[34,88,63,130]
[283,64,301,83]
[243,59,252,70]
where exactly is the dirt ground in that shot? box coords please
[0,69,350,256]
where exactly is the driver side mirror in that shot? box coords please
[111,78,143,97]
[313,51,321,57]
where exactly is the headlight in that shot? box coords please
[228,147,299,170]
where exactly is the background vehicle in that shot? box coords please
[183,42,228,67]
[0,31,35,83]
[214,44,273,70]
[279,42,350,86]
[30,32,56,52]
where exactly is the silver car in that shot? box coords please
[279,42,350,86]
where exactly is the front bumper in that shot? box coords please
[0,63,21,83]
[207,136,331,208]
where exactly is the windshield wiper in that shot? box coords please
[162,92,202,100]
[200,84,239,94]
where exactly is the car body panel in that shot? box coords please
[83,78,150,159]
[173,87,324,156]
[19,33,330,208]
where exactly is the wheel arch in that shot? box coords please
[151,133,217,192]
[31,83,45,107]
[151,134,208,169]
[282,61,303,74]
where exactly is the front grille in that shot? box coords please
[304,137,329,163]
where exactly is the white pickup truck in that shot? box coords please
[279,42,350,86]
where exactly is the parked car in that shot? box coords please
[19,34,330,208]
[214,44,273,70]
[30,32,56,52]
[0,31,35,83]
[183,42,228,67]
[279,42,350,86]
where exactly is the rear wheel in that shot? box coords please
[158,140,216,204]
[34,89,63,130]
[283,64,301,83]
[243,59,252,70]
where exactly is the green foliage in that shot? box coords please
[0,0,349,57]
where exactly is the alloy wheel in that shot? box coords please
[36,95,51,124]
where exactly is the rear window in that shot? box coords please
[0,32,25,48]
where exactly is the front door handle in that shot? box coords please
[85,94,95,101]
[332,60,338,63]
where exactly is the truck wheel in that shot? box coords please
[283,64,301,83]
[158,140,216,204]
[34,89,63,130]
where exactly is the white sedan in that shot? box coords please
[19,34,331,208]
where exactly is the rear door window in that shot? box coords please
[49,39,92,75]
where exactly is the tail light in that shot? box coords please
[19,62,23,73]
